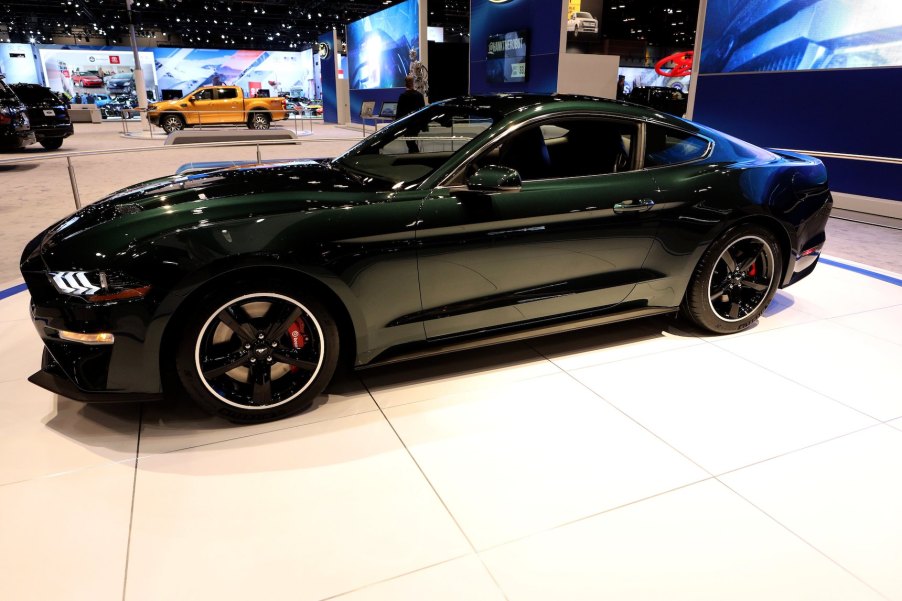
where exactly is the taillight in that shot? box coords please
[0,113,10,125]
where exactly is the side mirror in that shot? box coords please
[188,97,196,103]
[466,166,522,193]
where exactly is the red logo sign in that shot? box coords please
[109,55,121,64]
[655,51,694,77]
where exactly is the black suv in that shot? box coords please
[0,75,35,150]
[10,83,74,150]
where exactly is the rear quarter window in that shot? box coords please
[645,124,710,167]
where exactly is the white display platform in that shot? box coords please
[1,257,901,600]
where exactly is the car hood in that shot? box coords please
[29,160,372,267]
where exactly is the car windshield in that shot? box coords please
[11,85,57,104]
[332,103,499,189]
[576,12,592,18]
[112,74,132,80]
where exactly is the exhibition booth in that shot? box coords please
[1,0,901,599]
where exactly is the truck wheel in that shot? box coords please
[161,114,185,133]
[39,138,64,150]
[248,112,271,130]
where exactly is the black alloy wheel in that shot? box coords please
[176,287,339,422]
[682,224,782,333]
[161,114,185,133]
[248,112,271,130]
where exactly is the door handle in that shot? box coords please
[613,198,654,214]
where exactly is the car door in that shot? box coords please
[416,116,663,339]
[188,88,216,124]
[213,87,243,123]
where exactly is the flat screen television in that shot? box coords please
[487,30,529,84]
[347,0,419,90]
[380,101,398,117]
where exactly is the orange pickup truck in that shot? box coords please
[147,86,289,133]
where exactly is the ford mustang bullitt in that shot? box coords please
[21,95,832,423]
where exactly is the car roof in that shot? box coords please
[439,94,693,129]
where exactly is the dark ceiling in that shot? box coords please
[1,0,696,51]
[1,0,470,49]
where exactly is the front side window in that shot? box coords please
[469,117,636,181]
[644,124,710,167]
[193,89,214,101]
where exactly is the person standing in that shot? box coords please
[395,76,425,153]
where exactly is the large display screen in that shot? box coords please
[700,0,902,74]
[347,0,419,90]
[153,48,315,98]
[486,30,529,84]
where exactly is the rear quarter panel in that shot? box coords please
[631,145,829,307]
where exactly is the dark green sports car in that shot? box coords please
[21,95,832,423]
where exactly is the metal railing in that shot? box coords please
[775,149,902,166]
[0,137,352,209]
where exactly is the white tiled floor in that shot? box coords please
[1,258,901,601]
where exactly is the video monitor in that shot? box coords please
[360,100,376,119]
[487,30,529,84]
[380,101,398,118]
[347,0,419,90]
[700,0,902,73]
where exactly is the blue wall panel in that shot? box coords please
[817,157,902,202]
[318,32,338,124]
[693,68,902,201]
[469,0,563,95]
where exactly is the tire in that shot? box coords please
[574,25,580,38]
[160,114,185,134]
[175,283,340,423]
[681,224,783,334]
[39,138,64,150]
[248,112,271,130]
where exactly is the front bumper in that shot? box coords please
[29,349,162,403]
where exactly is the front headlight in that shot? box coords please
[49,270,151,302]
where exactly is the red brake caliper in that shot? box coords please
[286,319,306,372]
[748,262,757,277]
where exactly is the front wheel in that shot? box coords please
[175,285,340,423]
[160,114,185,134]
[681,224,783,334]
[248,112,271,130]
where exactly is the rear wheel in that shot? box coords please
[175,284,340,423]
[39,138,64,150]
[248,112,271,130]
[681,224,782,334]
[160,114,185,133]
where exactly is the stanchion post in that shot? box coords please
[66,156,82,209]
[256,144,262,164]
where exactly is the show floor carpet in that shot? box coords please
[1,256,901,601]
